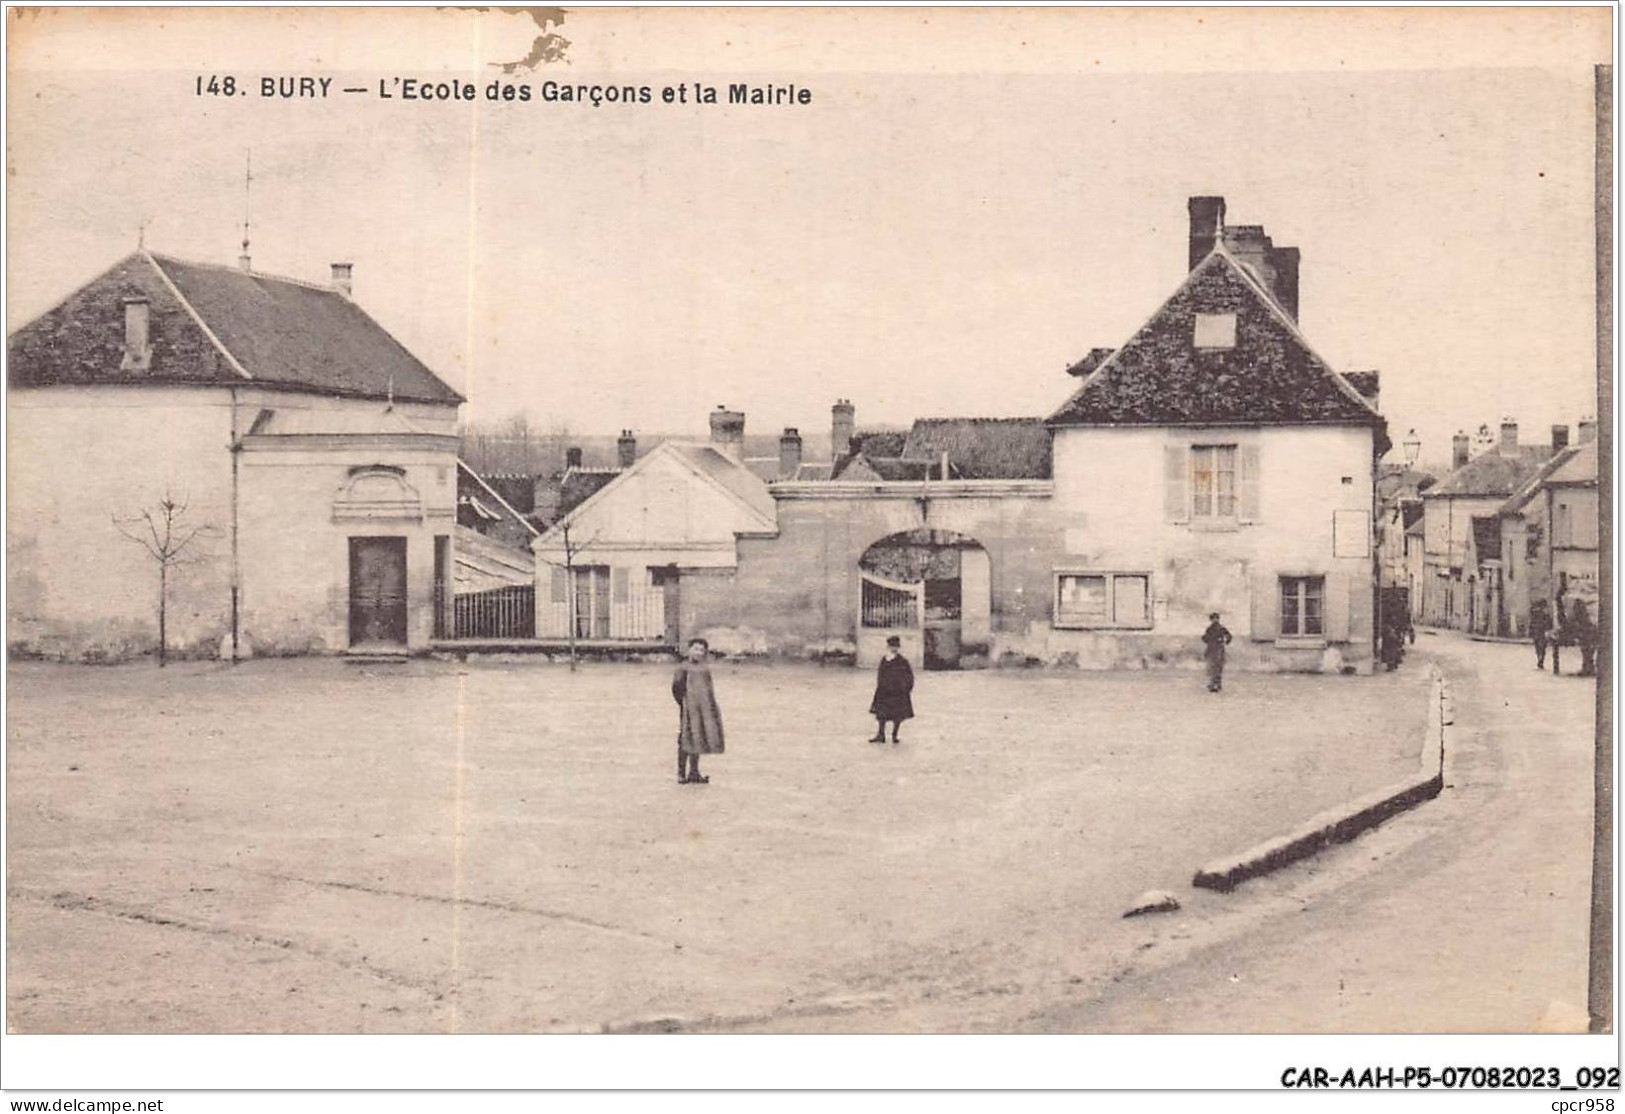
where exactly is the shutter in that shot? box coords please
[550,566,568,603]
[1250,570,1279,641]
[1324,572,1351,642]
[1164,444,1189,523]
[1239,443,1262,522]
[611,566,629,604]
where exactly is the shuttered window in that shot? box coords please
[1280,576,1325,636]
[1191,445,1237,519]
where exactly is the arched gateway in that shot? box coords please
[857,528,991,669]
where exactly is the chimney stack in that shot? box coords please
[331,262,353,298]
[1268,245,1300,321]
[1452,431,1470,470]
[617,430,637,470]
[831,398,856,460]
[778,427,803,479]
[1499,418,1519,455]
[1579,417,1597,444]
[565,446,583,471]
[120,298,152,371]
[709,405,745,461]
[1187,196,1226,271]
[1552,424,1571,452]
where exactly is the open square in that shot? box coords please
[6,658,1430,1033]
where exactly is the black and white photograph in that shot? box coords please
[1,3,1616,1102]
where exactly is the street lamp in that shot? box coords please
[1402,429,1421,469]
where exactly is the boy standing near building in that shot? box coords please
[868,635,915,744]
[672,638,725,783]
[1202,612,1233,693]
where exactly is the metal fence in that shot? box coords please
[435,581,535,639]
[861,574,921,629]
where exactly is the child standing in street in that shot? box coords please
[672,638,725,784]
[868,635,915,744]
[1202,611,1233,693]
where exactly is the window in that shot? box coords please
[1554,502,1573,547]
[1056,572,1151,629]
[1194,313,1237,349]
[1280,576,1325,637]
[1191,445,1238,519]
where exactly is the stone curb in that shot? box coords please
[1191,667,1448,892]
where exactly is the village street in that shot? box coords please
[1018,630,1601,1034]
[5,653,1439,1034]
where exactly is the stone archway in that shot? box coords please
[858,528,990,670]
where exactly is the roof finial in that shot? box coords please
[238,148,253,272]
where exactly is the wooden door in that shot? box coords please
[349,536,408,648]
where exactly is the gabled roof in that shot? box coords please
[1430,444,1555,499]
[539,440,775,544]
[834,454,946,482]
[8,251,463,405]
[901,417,1053,480]
[1497,445,1578,516]
[1546,439,1598,486]
[457,460,541,538]
[1047,247,1383,436]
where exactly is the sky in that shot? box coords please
[6,7,1609,468]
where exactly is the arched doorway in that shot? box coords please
[858,528,990,670]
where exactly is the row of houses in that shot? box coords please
[523,196,1390,672]
[1394,420,1600,638]
[11,196,1406,671]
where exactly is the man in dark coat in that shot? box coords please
[868,635,914,744]
[1529,598,1554,670]
[1202,612,1233,693]
[672,637,724,784]
[1570,599,1598,677]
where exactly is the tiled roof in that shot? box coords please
[1497,446,1578,516]
[556,469,619,519]
[8,251,462,405]
[901,417,1052,480]
[1066,347,1116,378]
[669,443,776,521]
[1430,445,1555,499]
[1546,439,1598,486]
[1048,248,1383,435]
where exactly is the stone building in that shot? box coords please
[8,251,463,659]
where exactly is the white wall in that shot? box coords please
[1049,424,1376,663]
[8,385,234,657]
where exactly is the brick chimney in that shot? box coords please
[1268,245,1300,321]
[1552,424,1571,452]
[831,398,855,459]
[1499,418,1519,455]
[1188,196,1226,271]
[709,405,745,461]
[331,262,353,298]
[565,446,583,471]
[119,297,152,371]
[616,429,636,470]
[1452,431,1470,470]
[779,427,803,478]
[1579,417,1597,444]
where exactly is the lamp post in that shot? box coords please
[1403,429,1421,470]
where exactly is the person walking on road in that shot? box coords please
[1529,598,1554,670]
[1202,612,1233,693]
[1569,599,1597,677]
[868,635,915,744]
[672,638,725,784]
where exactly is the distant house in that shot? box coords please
[531,437,777,645]
[1420,421,1558,633]
[8,251,463,658]
[1496,428,1599,636]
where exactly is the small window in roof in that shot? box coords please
[1194,313,1237,349]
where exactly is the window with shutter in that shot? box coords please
[1191,444,1238,520]
[1278,575,1327,637]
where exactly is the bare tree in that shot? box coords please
[557,522,600,672]
[112,491,222,666]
